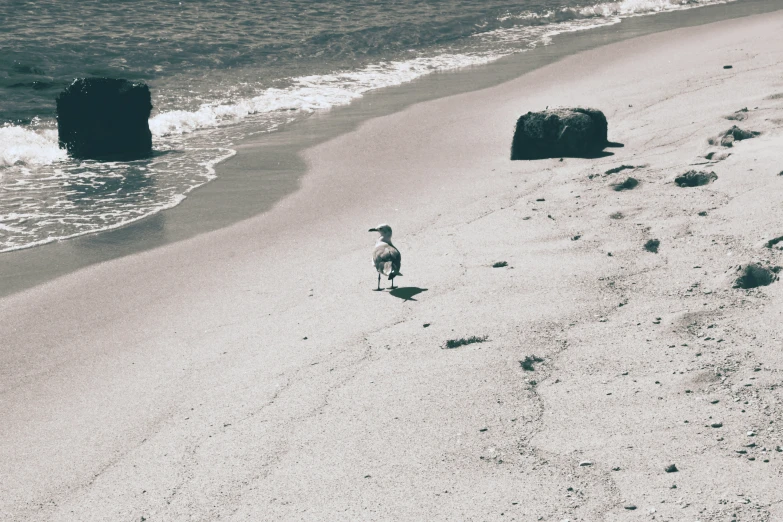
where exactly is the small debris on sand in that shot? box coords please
[665,464,678,473]
[579,461,593,467]
[725,107,748,121]
[708,125,760,147]
[492,261,508,268]
[723,65,733,69]
[609,211,623,219]
[644,239,660,253]
[520,355,544,371]
[704,150,731,161]
[765,235,783,249]
[605,165,637,175]
[675,170,717,187]
[624,505,637,510]
[733,263,780,289]
[444,336,488,349]
[612,177,639,191]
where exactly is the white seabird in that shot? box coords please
[369,224,402,291]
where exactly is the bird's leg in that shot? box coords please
[390,276,395,290]
[377,273,381,291]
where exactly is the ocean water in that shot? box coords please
[0,0,735,253]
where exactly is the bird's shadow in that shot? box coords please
[388,287,428,301]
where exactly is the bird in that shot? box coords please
[368,224,402,291]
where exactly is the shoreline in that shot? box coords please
[2,0,782,298]
[3,6,783,521]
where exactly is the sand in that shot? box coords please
[3,8,783,521]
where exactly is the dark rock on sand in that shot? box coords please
[665,464,678,473]
[733,263,780,289]
[675,170,717,187]
[56,78,153,160]
[644,239,660,253]
[511,108,608,160]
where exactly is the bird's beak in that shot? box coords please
[368,228,378,232]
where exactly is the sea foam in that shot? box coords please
[149,52,505,138]
[0,125,66,167]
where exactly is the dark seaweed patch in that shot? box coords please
[445,335,488,349]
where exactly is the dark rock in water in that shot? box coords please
[675,170,717,187]
[733,263,780,289]
[511,108,608,160]
[56,78,153,160]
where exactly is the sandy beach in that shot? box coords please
[3,7,783,521]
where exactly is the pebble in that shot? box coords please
[624,505,637,510]
[579,460,593,466]
[711,423,723,428]
[665,464,678,473]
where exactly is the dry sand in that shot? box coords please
[3,9,783,522]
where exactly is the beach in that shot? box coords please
[3,6,783,521]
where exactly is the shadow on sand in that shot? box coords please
[579,141,625,159]
[389,287,428,301]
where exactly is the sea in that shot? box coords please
[0,0,737,253]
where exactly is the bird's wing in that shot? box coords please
[373,243,401,276]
